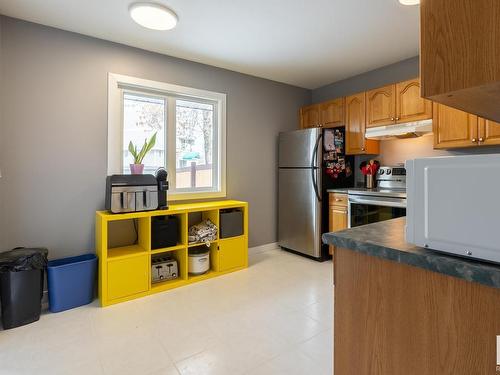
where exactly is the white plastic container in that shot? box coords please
[188,248,210,275]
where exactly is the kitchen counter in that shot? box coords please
[326,217,500,375]
[322,217,500,289]
[326,188,350,194]
[326,187,407,198]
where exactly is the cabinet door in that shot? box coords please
[345,93,367,154]
[478,118,500,146]
[320,98,344,128]
[300,104,320,129]
[366,84,396,127]
[433,103,479,149]
[345,93,379,155]
[218,237,247,272]
[328,205,348,255]
[396,78,433,123]
[107,255,149,300]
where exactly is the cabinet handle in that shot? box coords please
[391,117,395,121]
[479,137,484,142]
[335,198,342,202]
[395,117,399,121]
[472,138,477,143]
[361,147,365,151]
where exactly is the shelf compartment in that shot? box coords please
[188,240,218,248]
[187,270,217,282]
[188,243,218,275]
[188,210,220,242]
[151,278,187,293]
[151,244,186,255]
[151,248,188,286]
[151,213,188,250]
[108,245,148,261]
[107,217,150,251]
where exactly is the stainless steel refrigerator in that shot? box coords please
[278,127,354,260]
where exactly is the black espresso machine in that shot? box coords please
[105,168,169,213]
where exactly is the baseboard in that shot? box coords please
[34,243,276,310]
[249,242,279,254]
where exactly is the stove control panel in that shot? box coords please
[377,166,406,189]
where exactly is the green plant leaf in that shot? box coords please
[135,132,157,164]
[128,141,138,163]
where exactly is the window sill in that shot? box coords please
[168,191,227,202]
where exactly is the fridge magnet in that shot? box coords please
[323,129,335,151]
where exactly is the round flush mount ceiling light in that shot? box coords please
[129,3,178,30]
[399,0,420,5]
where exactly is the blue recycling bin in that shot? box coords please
[47,253,97,313]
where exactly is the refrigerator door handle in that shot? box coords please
[311,132,322,202]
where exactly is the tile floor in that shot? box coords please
[0,246,333,375]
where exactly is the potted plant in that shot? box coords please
[128,133,157,174]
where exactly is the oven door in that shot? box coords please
[348,195,406,228]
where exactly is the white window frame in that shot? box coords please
[108,73,227,201]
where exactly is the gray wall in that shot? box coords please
[0,17,311,257]
[312,56,419,103]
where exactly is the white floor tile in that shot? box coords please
[0,246,333,375]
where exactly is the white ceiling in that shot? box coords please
[0,0,420,89]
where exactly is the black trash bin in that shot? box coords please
[0,247,48,329]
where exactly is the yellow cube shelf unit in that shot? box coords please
[96,200,248,307]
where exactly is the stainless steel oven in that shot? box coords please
[347,166,407,228]
[348,192,406,228]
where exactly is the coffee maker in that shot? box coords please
[156,168,169,210]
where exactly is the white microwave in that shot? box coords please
[406,154,500,264]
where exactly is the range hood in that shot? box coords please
[365,119,433,140]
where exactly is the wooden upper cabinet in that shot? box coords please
[300,104,320,129]
[366,84,396,128]
[345,93,366,154]
[395,79,433,123]
[320,98,344,128]
[345,93,379,155]
[433,103,479,149]
[420,0,500,122]
[478,118,500,146]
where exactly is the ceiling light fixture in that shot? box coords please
[399,0,420,5]
[129,3,178,31]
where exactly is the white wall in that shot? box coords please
[0,17,311,257]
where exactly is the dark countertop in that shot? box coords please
[322,217,500,289]
[326,187,406,198]
[326,188,349,194]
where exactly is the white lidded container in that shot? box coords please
[406,154,500,263]
[188,247,210,275]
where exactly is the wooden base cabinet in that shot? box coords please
[328,193,348,256]
[334,248,500,375]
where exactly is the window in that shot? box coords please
[108,74,226,200]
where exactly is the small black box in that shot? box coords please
[220,210,243,238]
[151,216,179,250]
